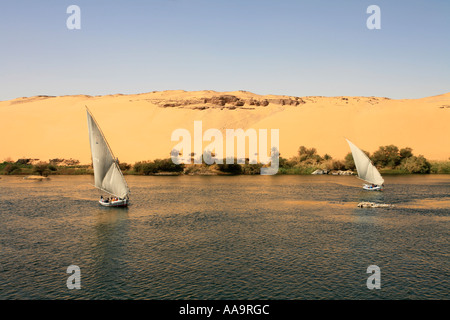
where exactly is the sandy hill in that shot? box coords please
[0,90,449,164]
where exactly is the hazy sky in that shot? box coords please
[0,0,449,101]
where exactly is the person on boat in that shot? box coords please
[100,195,104,202]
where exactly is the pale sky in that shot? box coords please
[0,0,449,101]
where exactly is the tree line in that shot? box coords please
[1,144,449,176]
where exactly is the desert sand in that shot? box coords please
[0,90,449,164]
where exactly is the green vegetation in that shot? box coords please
[399,155,431,174]
[133,159,185,175]
[372,145,402,167]
[176,157,262,175]
[0,161,32,175]
[1,147,449,176]
[273,144,440,175]
[2,163,26,175]
[369,145,431,174]
[277,146,348,174]
[277,166,318,175]
[342,145,433,175]
[430,161,450,174]
[33,161,53,176]
[0,159,91,176]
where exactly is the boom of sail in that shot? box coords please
[86,108,130,199]
[345,138,384,186]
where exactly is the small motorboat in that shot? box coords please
[363,184,383,191]
[99,197,129,207]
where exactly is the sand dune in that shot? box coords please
[0,90,449,164]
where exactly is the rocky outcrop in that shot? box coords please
[357,202,394,208]
[330,170,354,175]
[49,158,80,166]
[312,169,353,175]
[144,95,306,110]
[311,169,329,175]
[23,175,50,181]
[266,98,305,106]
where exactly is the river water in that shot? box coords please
[0,175,448,299]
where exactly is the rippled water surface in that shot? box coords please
[0,175,449,299]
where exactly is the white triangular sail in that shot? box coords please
[86,108,130,199]
[346,139,384,186]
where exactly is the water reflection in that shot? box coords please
[356,189,385,203]
[89,207,130,298]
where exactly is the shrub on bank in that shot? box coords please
[0,160,34,175]
[430,161,450,174]
[217,161,242,175]
[33,162,51,176]
[4,163,21,175]
[297,146,322,164]
[372,145,401,167]
[133,159,185,175]
[399,155,431,174]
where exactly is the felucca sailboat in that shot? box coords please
[86,107,130,207]
[345,138,384,191]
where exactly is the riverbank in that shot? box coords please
[1,161,449,177]
[3,143,449,176]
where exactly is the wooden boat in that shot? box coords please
[346,138,384,191]
[86,107,130,207]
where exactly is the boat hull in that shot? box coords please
[99,199,128,207]
[363,184,383,191]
